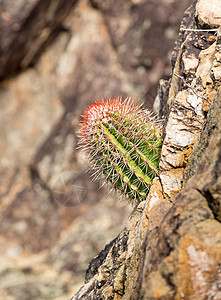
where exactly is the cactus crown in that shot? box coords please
[78,97,162,203]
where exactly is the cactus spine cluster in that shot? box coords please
[78,97,162,203]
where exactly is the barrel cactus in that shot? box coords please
[78,97,162,203]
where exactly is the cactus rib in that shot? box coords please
[78,97,162,203]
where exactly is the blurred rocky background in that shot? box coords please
[0,0,193,299]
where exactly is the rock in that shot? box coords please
[196,0,221,27]
[0,0,201,298]
[0,0,78,80]
[0,253,72,300]
[90,0,193,108]
[184,89,221,221]
[139,105,221,297]
[72,1,221,299]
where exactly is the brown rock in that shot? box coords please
[72,1,221,299]
[139,86,221,299]
[90,0,193,108]
[0,0,78,79]
[0,0,208,298]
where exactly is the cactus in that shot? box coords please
[78,97,162,203]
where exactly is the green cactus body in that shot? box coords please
[78,97,162,203]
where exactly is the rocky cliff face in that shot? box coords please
[72,1,221,299]
[0,0,194,299]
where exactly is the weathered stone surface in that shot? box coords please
[72,1,221,299]
[0,0,200,298]
[90,0,193,108]
[159,91,204,198]
[139,97,221,297]
[0,0,78,79]
[184,89,221,221]
[196,0,221,27]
